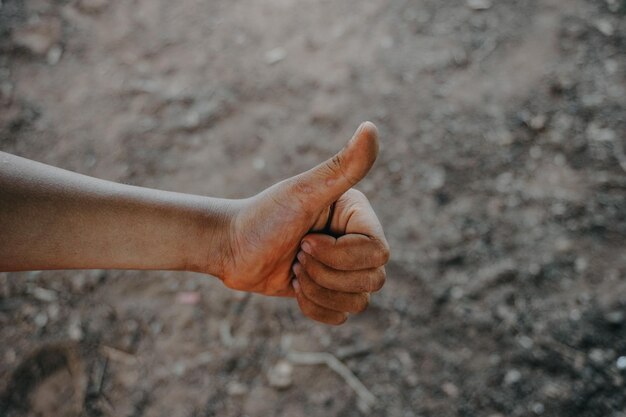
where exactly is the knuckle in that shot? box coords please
[369,268,386,292]
[325,154,358,186]
[300,301,317,320]
[346,188,366,200]
[353,293,370,313]
[328,313,348,326]
[376,240,391,265]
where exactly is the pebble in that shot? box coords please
[68,317,83,341]
[427,167,446,190]
[47,45,62,65]
[32,286,58,302]
[176,291,200,305]
[616,356,626,370]
[588,348,606,364]
[442,382,459,398]
[586,123,616,142]
[504,369,521,385]
[605,310,624,325]
[574,257,588,273]
[265,48,287,65]
[34,311,48,328]
[267,360,293,389]
[529,114,547,131]
[227,381,248,396]
[594,19,614,36]
[532,402,545,415]
[518,335,534,349]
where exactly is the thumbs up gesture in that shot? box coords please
[220,122,390,324]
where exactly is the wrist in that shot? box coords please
[184,197,240,278]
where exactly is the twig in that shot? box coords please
[220,292,252,347]
[99,345,137,366]
[95,357,108,394]
[287,350,376,411]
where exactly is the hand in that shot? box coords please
[218,122,390,324]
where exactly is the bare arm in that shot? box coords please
[0,151,233,274]
[0,122,390,325]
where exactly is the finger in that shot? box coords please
[292,279,348,325]
[287,122,379,212]
[329,188,387,239]
[296,251,386,293]
[292,262,370,313]
[300,233,390,271]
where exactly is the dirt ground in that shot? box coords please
[1,0,625,416]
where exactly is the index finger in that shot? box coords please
[301,189,390,270]
[301,233,389,270]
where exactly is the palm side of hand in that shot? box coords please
[222,187,330,296]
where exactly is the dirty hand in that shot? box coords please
[218,122,390,324]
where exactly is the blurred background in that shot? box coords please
[1,0,625,416]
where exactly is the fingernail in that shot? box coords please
[291,279,300,292]
[292,262,300,274]
[301,241,312,254]
[296,251,305,263]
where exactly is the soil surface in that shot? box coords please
[1,0,625,416]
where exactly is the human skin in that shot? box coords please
[0,122,389,324]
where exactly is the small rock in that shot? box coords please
[529,114,547,131]
[32,286,58,302]
[267,360,293,389]
[518,335,534,349]
[227,381,248,396]
[46,45,62,65]
[173,361,186,376]
[265,47,287,65]
[532,402,545,415]
[605,310,624,325]
[427,167,446,190]
[466,0,492,10]
[586,123,616,142]
[575,257,588,273]
[12,18,62,55]
[504,369,521,385]
[616,356,626,370]
[47,303,60,320]
[594,19,614,36]
[68,317,83,341]
[34,311,48,328]
[588,348,605,364]
[176,291,200,305]
[606,0,620,12]
[442,382,459,398]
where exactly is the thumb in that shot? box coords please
[290,121,379,210]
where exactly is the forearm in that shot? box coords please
[0,152,233,275]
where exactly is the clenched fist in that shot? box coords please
[1,122,389,325]
[219,122,389,324]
